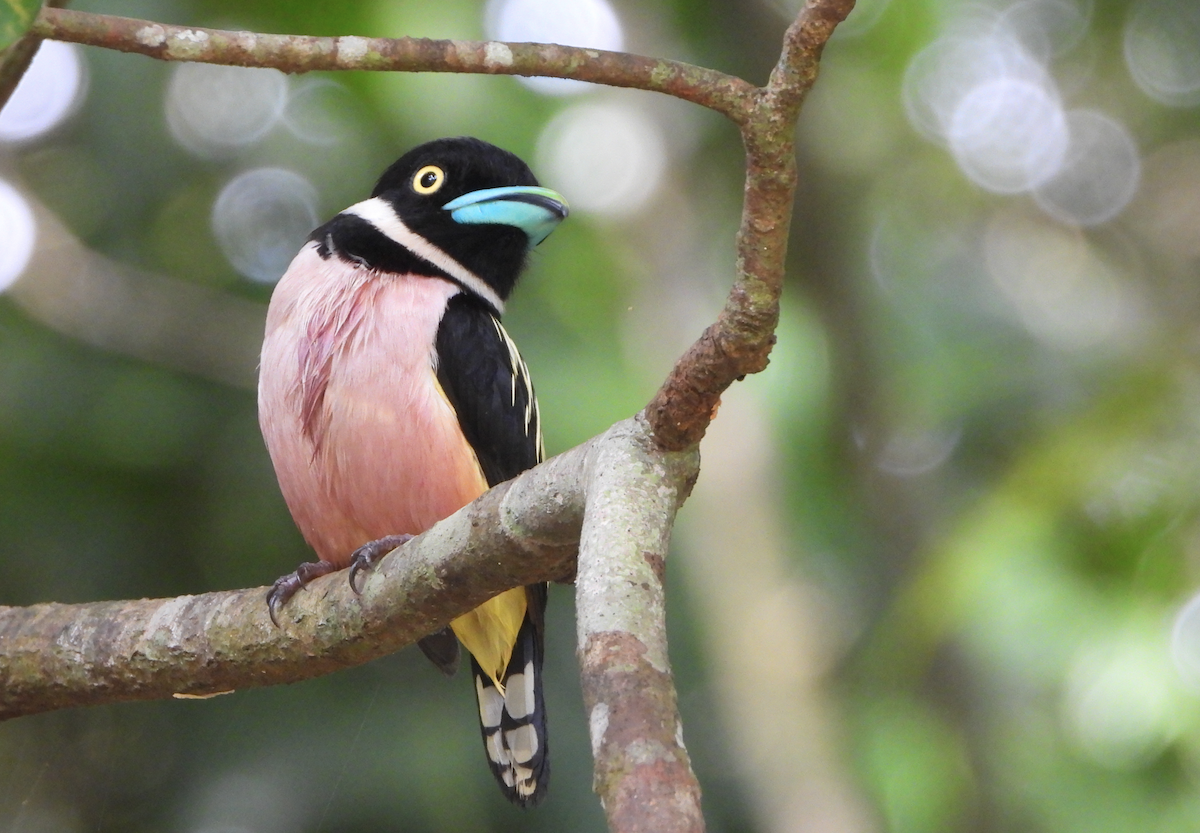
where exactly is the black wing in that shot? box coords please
[434,293,543,485]
[434,291,550,806]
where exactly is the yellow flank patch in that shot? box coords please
[451,587,528,693]
[429,371,492,495]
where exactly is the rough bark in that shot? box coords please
[577,421,702,832]
[0,424,596,718]
[0,418,699,720]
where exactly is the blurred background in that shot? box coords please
[1,0,1199,829]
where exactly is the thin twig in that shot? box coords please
[28,6,757,124]
[765,0,858,117]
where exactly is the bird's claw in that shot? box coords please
[265,559,339,627]
[348,533,414,595]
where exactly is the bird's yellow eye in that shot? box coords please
[413,165,445,195]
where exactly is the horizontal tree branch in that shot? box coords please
[0,417,695,721]
[28,6,757,123]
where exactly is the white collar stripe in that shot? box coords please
[342,198,506,315]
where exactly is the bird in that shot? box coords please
[257,136,568,807]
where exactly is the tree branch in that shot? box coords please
[644,0,856,450]
[578,420,702,831]
[0,417,696,720]
[28,7,757,124]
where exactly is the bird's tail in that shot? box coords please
[472,585,549,807]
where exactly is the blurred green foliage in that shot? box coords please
[2,0,1200,830]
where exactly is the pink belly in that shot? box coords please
[258,245,487,565]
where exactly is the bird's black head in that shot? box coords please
[369,137,568,303]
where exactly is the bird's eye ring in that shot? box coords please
[413,165,445,195]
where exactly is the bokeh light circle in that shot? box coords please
[485,0,623,95]
[948,78,1068,194]
[1124,0,1200,107]
[874,423,962,477]
[0,179,36,292]
[1034,110,1140,226]
[0,41,86,143]
[282,78,357,146]
[999,0,1092,63]
[212,168,319,284]
[902,34,1049,145]
[536,102,667,217]
[166,63,288,158]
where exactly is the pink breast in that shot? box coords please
[259,244,488,565]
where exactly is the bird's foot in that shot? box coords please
[348,534,414,594]
[266,560,339,627]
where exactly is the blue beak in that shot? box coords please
[444,186,569,248]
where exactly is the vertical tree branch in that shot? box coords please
[576,418,702,832]
[644,0,857,451]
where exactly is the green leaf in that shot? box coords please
[0,0,42,53]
